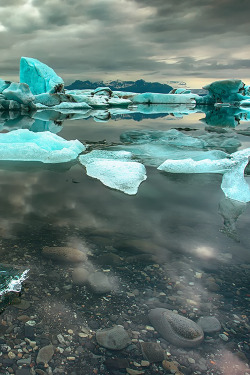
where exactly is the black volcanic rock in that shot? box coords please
[66,79,173,93]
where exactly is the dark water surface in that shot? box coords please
[0,111,249,375]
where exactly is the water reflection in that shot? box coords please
[200,105,250,127]
[1,105,250,133]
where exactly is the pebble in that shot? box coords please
[126,369,145,375]
[188,357,195,364]
[78,332,88,338]
[219,333,229,342]
[162,360,182,374]
[141,360,150,367]
[8,351,16,359]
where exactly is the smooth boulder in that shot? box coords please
[42,246,87,263]
[197,316,221,333]
[96,325,131,350]
[148,308,204,348]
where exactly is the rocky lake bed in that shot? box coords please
[0,230,249,375]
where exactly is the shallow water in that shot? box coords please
[0,109,250,375]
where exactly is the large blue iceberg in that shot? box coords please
[20,57,64,95]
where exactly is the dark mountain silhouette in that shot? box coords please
[66,79,173,93]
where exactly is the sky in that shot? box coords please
[0,0,250,88]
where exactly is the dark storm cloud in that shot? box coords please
[0,0,250,85]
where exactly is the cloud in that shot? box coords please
[0,0,250,86]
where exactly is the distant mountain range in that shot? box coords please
[66,79,173,93]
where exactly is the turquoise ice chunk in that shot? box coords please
[20,57,64,95]
[0,129,85,163]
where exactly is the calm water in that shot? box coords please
[0,107,249,375]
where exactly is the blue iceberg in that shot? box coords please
[20,57,64,95]
[2,82,35,106]
[197,79,250,104]
[0,129,85,163]
[79,150,147,195]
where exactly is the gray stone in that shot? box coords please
[148,308,204,348]
[17,355,31,365]
[36,345,54,364]
[219,333,229,342]
[140,342,165,363]
[197,316,221,333]
[88,271,113,294]
[72,267,90,284]
[42,246,87,263]
[96,325,131,350]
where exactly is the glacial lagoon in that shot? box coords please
[0,105,249,375]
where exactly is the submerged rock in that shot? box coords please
[197,316,221,333]
[20,57,64,95]
[42,246,87,263]
[148,308,204,348]
[88,271,114,294]
[72,267,90,284]
[140,342,165,362]
[96,325,131,350]
[36,345,54,364]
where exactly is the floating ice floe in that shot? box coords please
[131,92,198,105]
[20,57,64,95]
[158,148,250,203]
[110,129,241,167]
[0,265,29,297]
[0,129,85,163]
[79,150,147,195]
